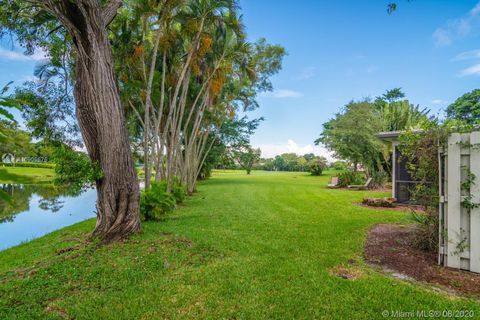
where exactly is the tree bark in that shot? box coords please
[42,0,140,241]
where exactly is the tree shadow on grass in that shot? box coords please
[0,169,35,184]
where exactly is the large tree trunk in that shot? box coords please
[43,0,140,241]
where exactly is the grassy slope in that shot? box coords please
[0,167,55,183]
[1,171,479,319]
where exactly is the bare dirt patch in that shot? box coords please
[365,224,480,297]
[329,265,363,280]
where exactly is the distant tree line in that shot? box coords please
[218,152,334,175]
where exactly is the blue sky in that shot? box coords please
[239,0,480,159]
[2,1,480,160]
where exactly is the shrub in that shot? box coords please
[410,209,439,252]
[332,161,348,171]
[337,170,364,187]
[370,171,389,189]
[140,182,176,221]
[0,162,55,169]
[308,162,325,176]
[52,147,103,188]
[309,163,323,176]
[171,177,186,204]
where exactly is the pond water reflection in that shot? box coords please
[0,184,96,250]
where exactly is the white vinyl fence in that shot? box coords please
[439,131,480,273]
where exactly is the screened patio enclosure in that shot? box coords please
[377,130,422,204]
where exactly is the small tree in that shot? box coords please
[446,89,480,125]
[308,157,327,176]
[233,145,261,175]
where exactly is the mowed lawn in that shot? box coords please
[0,166,55,183]
[1,171,479,319]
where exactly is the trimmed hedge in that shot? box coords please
[0,162,55,169]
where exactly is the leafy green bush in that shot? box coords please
[171,177,186,204]
[337,170,364,187]
[410,209,439,252]
[332,161,348,171]
[371,171,389,189]
[140,182,176,221]
[309,162,324,176]
[52,147,103,188]
[0,162,55,169]
[308,158,327,176]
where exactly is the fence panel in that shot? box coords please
[470,132,480,273]
[441,131,480,273]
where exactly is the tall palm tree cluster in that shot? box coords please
[110,0,284,194]
[0,0,284,239]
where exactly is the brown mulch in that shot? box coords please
[354,202,426,213]
[365,224,480,297]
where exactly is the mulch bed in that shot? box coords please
[365,224,480,297]
[354,202,425,213]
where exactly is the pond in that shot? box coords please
[0,184,96,251]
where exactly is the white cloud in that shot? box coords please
[433,1,480,47]
[458,63,480,77]
[0,47,46,61]
[262,89,303,98]
[471,2,480,16]
[452,49,480,61]
[431,99,449,105]
[451,49,480,77]
[433,28,452,47]
[254,139,336,162]
[295,67,316,80]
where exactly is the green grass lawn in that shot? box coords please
[0,166,55,183]
[1,171,479,319]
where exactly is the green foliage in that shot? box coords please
[140,182,176,221]
[409,209,439,252]
[0,162,54,169]
[398,125,447,208]
[259,153,326,172]
[316,99,385,174]
[370,171,389,189]
[232,145,261,175]
[200,117,263,179]
[332,160,348,171]
[337,170,364,187]
[317,90,428,177]
[52,147,103,189]
[171,177,187,204]
[374,97,429,132]
[446,89,480,125]
[0,121,34,158]
[398,124,448,252]
[308,157,327,176]
[0,82,20,138]
[14,82,79,146]
[381,87,405,103]
[460,166,480,210]
[387,1,412,14]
